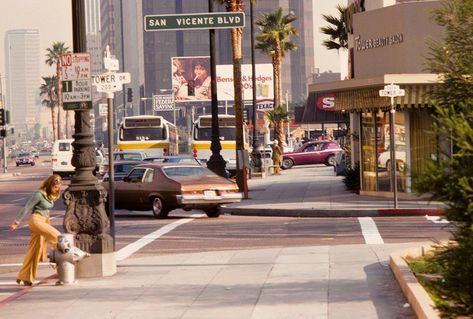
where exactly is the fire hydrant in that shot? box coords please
[49,233,90,285]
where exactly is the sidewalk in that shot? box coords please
[0,243,420,319]
[222,165,445,217]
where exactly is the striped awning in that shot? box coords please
[333,84,436,112]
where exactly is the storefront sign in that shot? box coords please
[355,33,404,51]
[316,94,335,111]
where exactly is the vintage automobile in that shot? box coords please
[102,163,242,219]
[142,155,202,165]
[102,160,143,182]
[15,152,36,166]
[281,140,342,169]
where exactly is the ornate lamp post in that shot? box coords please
[63,0,116,278]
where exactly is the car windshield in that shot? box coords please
[115,163,138,173]
[114,153,143,161]
[18,153,31,157]
[163,166,215,177]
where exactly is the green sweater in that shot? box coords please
[15,190,55,223]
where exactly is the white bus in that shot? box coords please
[117,115,178,157]
[191,114,249,175]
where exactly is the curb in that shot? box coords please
[223,207,444,218]
[390,246,440,319]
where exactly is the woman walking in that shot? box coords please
[9,174,62,286]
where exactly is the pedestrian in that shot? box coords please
[8,174,62,286]
[293,137,303,150]
[271,139,282,175]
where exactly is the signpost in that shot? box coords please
[379,83,405,209]
[144,12,245,31]
[61,53,92,110]
[91,45,131,250]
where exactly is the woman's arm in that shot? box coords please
[9,191,41,230]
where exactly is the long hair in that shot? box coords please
[40,174,62,201]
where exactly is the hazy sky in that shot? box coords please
[313,0,347,73]
[0,0,345,79]
[0,0,73,78]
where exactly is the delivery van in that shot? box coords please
[51,139,74,177]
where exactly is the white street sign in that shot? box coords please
[153,94,174,111]
[379,83,405,97]
[98,103,108,116]
[60,53,92,110]
[92,72,131,93]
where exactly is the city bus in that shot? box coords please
[191,114,249,175]
[117,115,178,157]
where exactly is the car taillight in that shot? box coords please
[192,148,197,158]
[52,157,57,162]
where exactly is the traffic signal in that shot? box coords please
[5,110,9,124]
[0,129,6,137]
[187,80,195,96]
[0,109,5,126]
[127,88,133,102]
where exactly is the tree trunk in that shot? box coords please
[231,26,245,192]
[50,95,57,141]
[273,40,283,108]
[56,63,62,139]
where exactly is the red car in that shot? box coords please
[15,152,36,166]
[281,140,342,169]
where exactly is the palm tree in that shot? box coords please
[264,105,290,148]
[320,4,348,51]
[39,76,58,141]
[213,0,255,191]
[45,41,70,139]
[255,7,297,148]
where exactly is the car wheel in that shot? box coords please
[325,155,336,166]
[31,162,35,166]
[151,197,169,219]
[281,158,294,169]
[204,206,221,218]
[16,163,19,167]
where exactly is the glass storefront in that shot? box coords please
[361,109,407,193]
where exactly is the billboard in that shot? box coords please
[171,56,273,104]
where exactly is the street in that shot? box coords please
[0,159,453,266]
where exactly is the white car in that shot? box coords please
[377,144,406,170]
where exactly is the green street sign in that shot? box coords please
[144,12,245,31]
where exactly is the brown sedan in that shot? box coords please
[102,163,242,218]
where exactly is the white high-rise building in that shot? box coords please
[4,29,41,136]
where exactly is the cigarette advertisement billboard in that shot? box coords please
[171,56,273,104]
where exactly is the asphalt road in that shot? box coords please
[0,160,453,271]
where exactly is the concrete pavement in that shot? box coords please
[0,164,444,318]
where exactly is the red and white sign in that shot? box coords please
[256,99,274,113]
[316,94,335,111]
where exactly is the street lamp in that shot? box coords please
[159,89,176,125]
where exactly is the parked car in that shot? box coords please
[102,160,143,182]
[113,151,148,161]
[377,144,406,171]
[16,152,35,166]
[98,151,148,176]
[263,143,294,158]
[143,155,202,165]
[281,140,342,169]
[102,163,242,219]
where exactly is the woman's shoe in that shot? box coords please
[16,279,33,286]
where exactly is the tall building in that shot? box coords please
[139,0,314,115]
[4,29,41,137]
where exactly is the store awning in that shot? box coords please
[306,74,441,113]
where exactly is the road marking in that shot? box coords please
[358,217,384,244]
[425,215,450,224]
[11,197,26,203]
[115,213,205,261]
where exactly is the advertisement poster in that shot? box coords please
[171,56,273,104]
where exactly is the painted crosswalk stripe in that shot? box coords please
[115,213,205,261]
[358,217,384,244]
